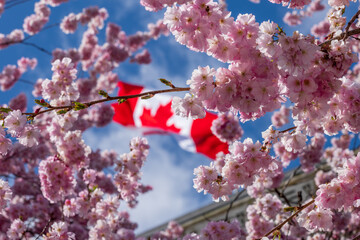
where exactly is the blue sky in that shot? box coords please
[1,0,359,234]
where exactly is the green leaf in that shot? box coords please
[74,102,87,111]
[27,116,34,122]
[284,206,296,212]
[117,98,127,104]
[0,107,12,113]
[34,99,49,107]
[141,94,154,100]
[98,90,109,98]
[159,78,175,88]
[57,109,68,115]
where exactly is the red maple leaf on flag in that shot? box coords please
[139,101,181,134]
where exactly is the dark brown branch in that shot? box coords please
[5,0,34,10]
[260,199,315,239]
[19,42,52,55]
[281,165,301,196]
[0,23,59,48]
[344,10,360,39]
[23,87,190,118]
[279,126,296,134]
[35,218,52,240]
[274,188,291,206]
[320,28,360,47]
[353,234,360,240]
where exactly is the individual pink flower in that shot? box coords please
[83,169,97,184]
[281,131,307,153]
[18,125,39,147]
[3,110,27,136]
[63,198,78,217]
[44,222,75,240]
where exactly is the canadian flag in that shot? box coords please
[111,81,229,159]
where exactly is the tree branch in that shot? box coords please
[224,189,245,222]
[5,0,34,10]
[23,86,190,118]
[320,28,360,47]
[260,199,315,239]
[35,218,52,240]
[19,41,52,55]
[344,10,360,39]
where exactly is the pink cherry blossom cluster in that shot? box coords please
[0,29,24,50]
[268,0,312,9]
[316,153,360,210]
[183,219,245,239]
[328,0,357,7]
[39,155,76,203]
[210,112,244,143]
[271,105,290,128]
[148,221,184,239]
[1,0,360,238]
[44,221,75,240]
[60,6,109,34]
[297,202,333,232]
[114,137,151,206]
[1,109,38,155]
[246,194,283,239]
[283,0,325,26]
[311,20,331,39]
[140,0,192,12]
[0,57,37,91]
[194,138,277,201]
[23,1,51,35]
[6,218,26,240]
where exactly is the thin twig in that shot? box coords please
[22,87,190,118]
[281,165,301,196]
[5,0,34,9]
[35,218,52,240]
[19,42,52,55]
[224,189,245,221]
[353,234,360,240]
[0,23,60,47]
[344,10,360,39]
[274,188,291,206]
[18,78,35,85]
